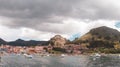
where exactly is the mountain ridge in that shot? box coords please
[0,38,48,46]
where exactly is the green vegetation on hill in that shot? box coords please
[73,26,120,53]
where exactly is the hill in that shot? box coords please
[49,35,67,47]
[73,26,120,49]
[0,38,7,45]
[7,39,49,46]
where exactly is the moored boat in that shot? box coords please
[24,54,33,58]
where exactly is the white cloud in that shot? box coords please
[20,27,53,41]
[20,27,69,41]
[0,24,21,41]
[18,19,120,41]
[0,16,119,41]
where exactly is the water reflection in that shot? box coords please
[0,55,120,67]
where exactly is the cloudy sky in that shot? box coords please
[0,0,120,41]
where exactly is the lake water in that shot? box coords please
[0,54,120,67]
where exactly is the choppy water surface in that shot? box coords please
[0,54,120,67]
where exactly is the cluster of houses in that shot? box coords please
[0,45,46,54]
[0,44,87,55]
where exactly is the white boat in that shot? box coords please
[46,54,50,56]
[94,53,101,57]
[23,53,27,56]
[118,54,120,57]
[92,53,101,60]
[61,54,66,57]
[24,54,33,58]
[61,54,65,56]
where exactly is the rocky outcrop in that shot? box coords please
[49,35,66,47]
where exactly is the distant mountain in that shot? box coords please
[73,26,120,48]
[15,39,24,42]
[7,39,49,46]
[0,38,7,45]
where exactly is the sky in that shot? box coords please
[0,0,120,41]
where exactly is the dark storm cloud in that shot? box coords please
[0,0,73,18]
[0,0,120,33]
[0,0,79,29]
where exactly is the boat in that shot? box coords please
[118,54,120,57]
[24,54,33,58]
[61,54,66,58]
[46,54,50,57]
[91,53,101,60]
[94,53,101,57]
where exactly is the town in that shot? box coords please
[0,44,86,55]
[0,35,87,56]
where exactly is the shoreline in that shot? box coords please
[1,52,120,57]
